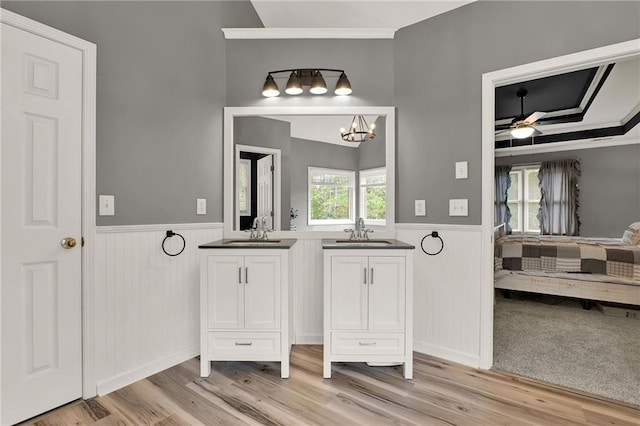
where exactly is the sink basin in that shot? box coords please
[333,240,392,246]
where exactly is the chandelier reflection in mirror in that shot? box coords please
[262,68,352,97]
[341,115,376,142]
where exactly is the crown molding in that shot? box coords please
[222,28,396,40]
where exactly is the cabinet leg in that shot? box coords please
[281,358,290,379]
[200,359,211,377]
[323,360,331,379]
[403,358,413,380]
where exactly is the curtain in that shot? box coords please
[494,165,512,234]
[537,159,580,236]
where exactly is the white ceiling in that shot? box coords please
[250,0,474,31]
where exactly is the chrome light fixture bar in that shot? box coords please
[262,68,352,97]
[341,115,376,142]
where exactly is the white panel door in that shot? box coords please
[244,256,280,329]
[368,257,406,331]
[208,256,245,329]
[1,23,83,425]
[257,155,273,229]
[330,256,368,330]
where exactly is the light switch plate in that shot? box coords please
[415,199,426,216]
[196,198,207,215]
[99,195,115,216]
[455,161,468,179]
[449,199,468,216]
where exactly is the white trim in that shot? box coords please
[222,28,396,40]
[96,345,199,396]
[394,223,482,232]
[495,134,640,157]
[96,222,224,234]
[481,38,640,370]
[224,106,396,239]
[0,8,98,400]
[235,144,282,231]
[413,341,479,368]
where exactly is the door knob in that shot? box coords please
[61,237,77,249]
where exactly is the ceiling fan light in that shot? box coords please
[334,72,352,96]
[285,71,303,95]
[261,74,280,97]
[309,71,327,95]
[511,126,535,139]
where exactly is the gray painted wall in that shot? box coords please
[496,144,640,238]
[394,1,640,224]
[290,138,359,229]
[234,116,291,230]
[3,1,262,225]
[358,117,386,170]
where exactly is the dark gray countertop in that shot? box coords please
[198,238,297,249]
[322,239,415,249]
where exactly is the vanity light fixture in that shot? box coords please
[261,68,352,97]
[340,115,376,142]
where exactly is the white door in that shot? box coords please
[330,256,368,330]
[208,256,245,329]
[257,155,273,229]
[1,23,83,425]
[244,256,280,329]
[368,257,406,331]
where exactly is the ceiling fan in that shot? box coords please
[496,88,546,139]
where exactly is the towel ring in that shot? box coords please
[162,230,185,257]
[420,231,444,256]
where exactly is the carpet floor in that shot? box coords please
[493,292,640,407]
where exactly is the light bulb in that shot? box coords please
[511,126,535,139]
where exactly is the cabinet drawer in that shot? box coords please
[331,332,404,355]
[208,331,280,359]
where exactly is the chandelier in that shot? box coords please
[340,115,376,142]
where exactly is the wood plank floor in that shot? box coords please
[22,346,639,425]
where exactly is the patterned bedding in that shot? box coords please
[495,235,640,282]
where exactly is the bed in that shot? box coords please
[494,230,640,306]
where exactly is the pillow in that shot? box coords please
[622,221,640,245]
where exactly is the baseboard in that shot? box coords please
[414,341,480,368]
[295,334,323,345]
[96,345,199,396]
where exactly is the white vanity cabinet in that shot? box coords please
[322,242,414,379]
[199,240,295,379]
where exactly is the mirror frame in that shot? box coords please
[224,106,396,237]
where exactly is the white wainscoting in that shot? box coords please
[93,223,223,395]
[396,224,483,368]
[290,237,325,344]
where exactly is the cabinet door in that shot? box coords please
[368,256,405,331]
[244,256,281,329]
[208,256,245,329]
[331,256,368,330]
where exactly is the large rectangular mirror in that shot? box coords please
[223,106,395,236]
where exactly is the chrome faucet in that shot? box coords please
[247,216,270,240]
[344,217,373,240]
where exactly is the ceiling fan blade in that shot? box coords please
[525,111,546,124]
[532,128,543,137]
[494,129,511,136]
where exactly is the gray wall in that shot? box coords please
[358,117,386,170]
[225,38,394,107]
[496,144,640,238]
[234,116,291,230]
[290,138,359,229]
[3,1,262,225]
[394,1,640,224]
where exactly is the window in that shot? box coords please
[308,167,355,225]
[237,159,251,216]
[359,167,386,225]
[507,165,541,233]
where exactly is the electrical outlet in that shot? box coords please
[196,198,206,215]
[449,199,468,216]
[415,200,426,216]
[99,195,114,216]
[455,161,468,179]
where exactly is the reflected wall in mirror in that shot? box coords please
[224,107,396,235]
